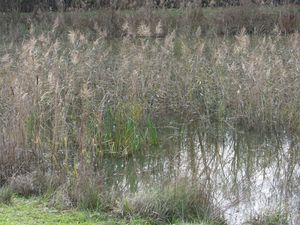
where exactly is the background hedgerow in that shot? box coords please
[1,5,300,42]
[215,5,300,35]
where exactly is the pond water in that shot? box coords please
[99,123,300,225]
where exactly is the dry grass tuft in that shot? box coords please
[117,179,226,224]
[9,174,36,197]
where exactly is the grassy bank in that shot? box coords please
[0,196,284,225]
[0,196,148,225]
[0,189,224,225]
[0,178,226,224]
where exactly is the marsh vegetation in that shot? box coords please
[0,3,300,225]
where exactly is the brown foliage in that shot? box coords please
[278,12,299,33]
[216,6,277,35]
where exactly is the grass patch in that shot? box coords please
[245,211,288,225]
[0,196,155,225]
[0,196,225,225]
[45,176,226,224]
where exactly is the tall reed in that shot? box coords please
[0,20,299,184]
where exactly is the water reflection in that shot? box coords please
[100,124,300,225]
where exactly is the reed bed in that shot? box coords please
[1,21,300,176]
[0,12,299,224]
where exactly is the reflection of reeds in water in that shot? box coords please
[96,124,298,224]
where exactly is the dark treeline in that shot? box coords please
[0,0,299,12]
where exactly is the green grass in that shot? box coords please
[0,196,147,225]
[0,196,224,225]
[245,211,288,225]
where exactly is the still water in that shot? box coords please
[100,123,300,224]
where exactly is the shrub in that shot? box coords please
[9,173,36,197]
[8,171,61,197]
